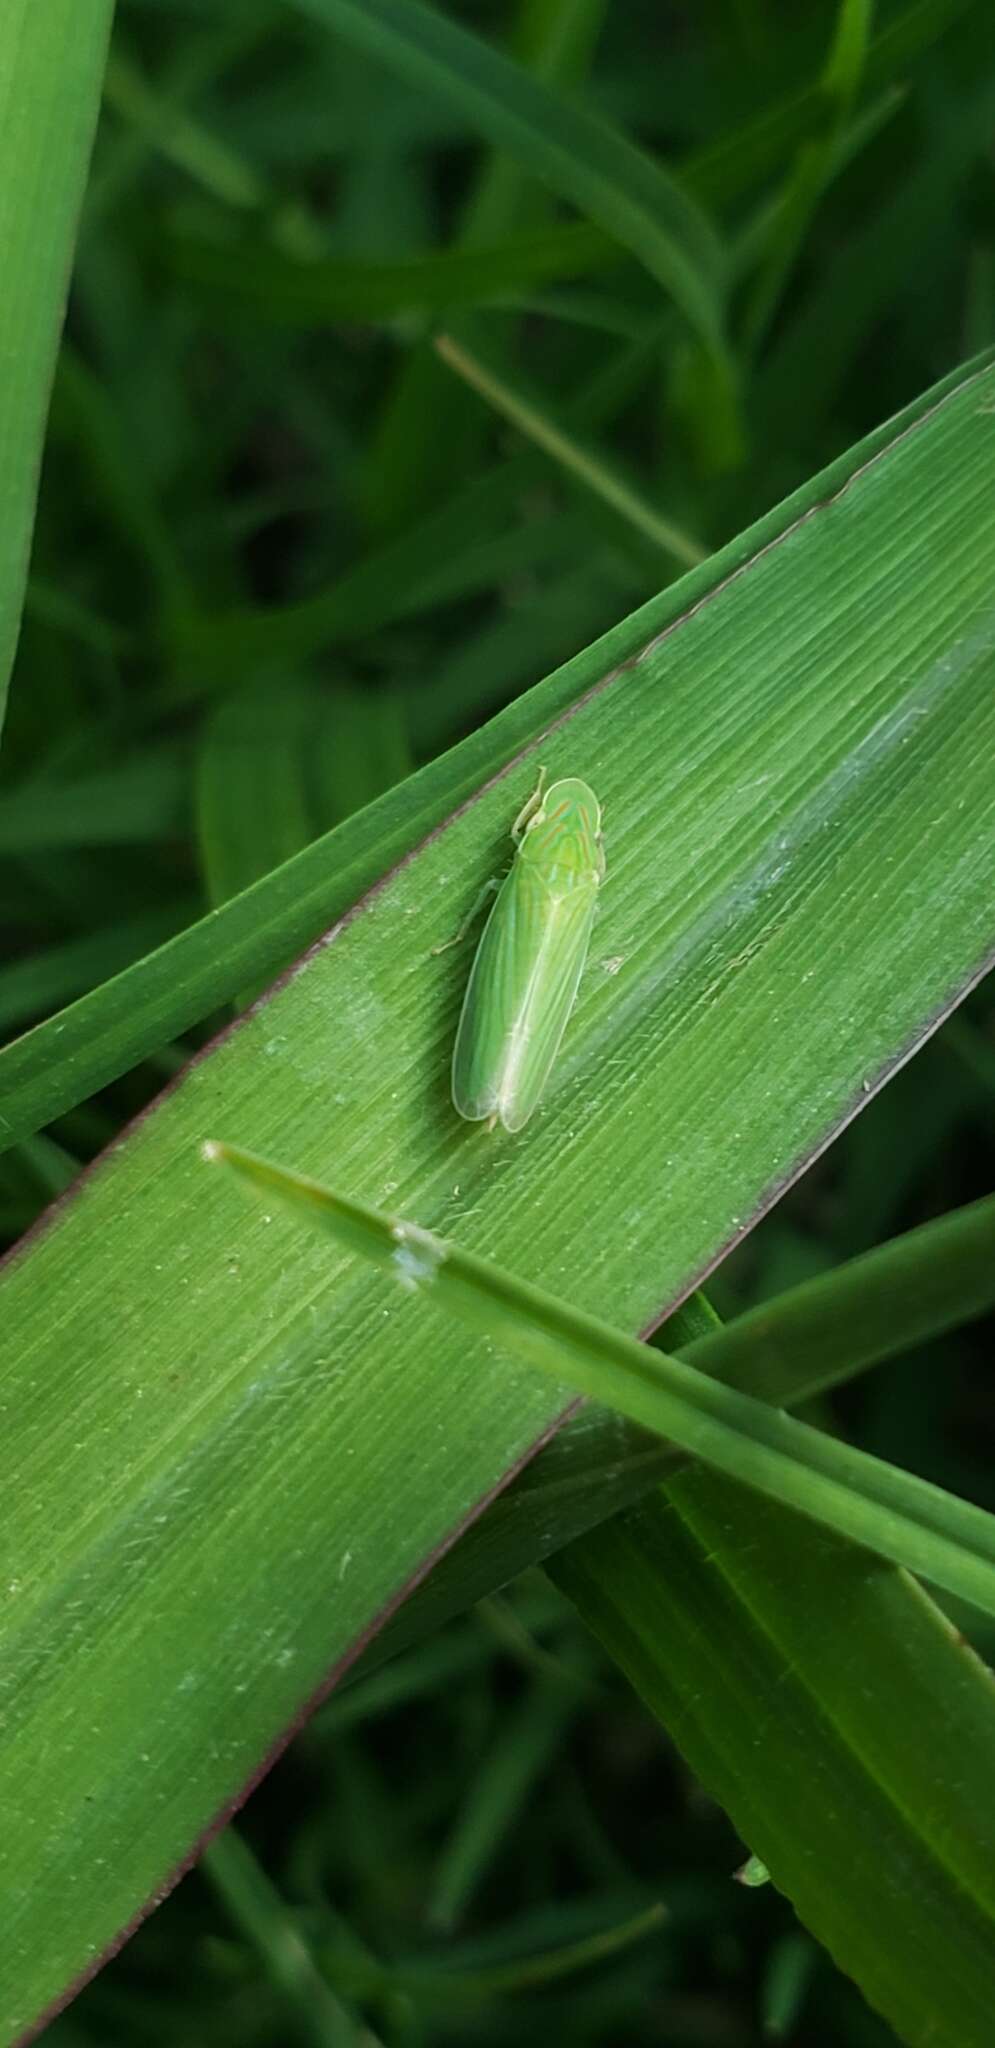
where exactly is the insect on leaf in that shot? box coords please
[450,775,605,1131]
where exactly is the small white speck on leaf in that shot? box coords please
[390,1221,447,1294]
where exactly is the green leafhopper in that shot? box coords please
[447,770,605,1132]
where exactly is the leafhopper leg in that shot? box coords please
[511,765,547,842]
[430,876,501,956]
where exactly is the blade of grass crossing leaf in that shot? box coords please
[288,0,726,351]
[207,1146,995,1625]
[356,1192,995,1679]
[0,1,114,742]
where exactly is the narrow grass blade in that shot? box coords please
[165,220,617,323]
[0,906,193,1038]
[392,1900,668,1999]
[741,0,873,352]
[551,1481,995,2048]
[434,332,706,565]
[103,49,266,211]
[173,332,666,676]
[196,682,318,909]
[288,0,726,350]
[202,1830,367,2048]
[206,1144,995,1624]
[686,0,972,211]
[427,1675,576,1930]
[355,1192,995,1674]
[0,759,186,853]
[754,69,995,449]
[680,1190,995,1406]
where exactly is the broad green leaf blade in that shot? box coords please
[0,1,114,742]
[208,1145,995,1622]
[551,1485,995,2048]
[0,352,981,1150]
[289,0,726,351]
[2,355,995,2036]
